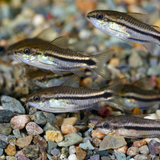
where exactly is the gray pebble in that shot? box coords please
[34,111,47,126]
[0,123,12,135]
[7,135,16,145]
[139,145,149,155]
[43,122,59,132]
[1,96,25,114]
[79,140,94,150]
[43,112,56,125]
[115,152,126,160]
[0,110,15,123]
[0,140,7,149]
[96,150,109,156]
[47,140,57,154]
[90,154,100,160]
[13,129,22,139]
[6,156,17,160]
[0,148,3,156]
[101,156,111,160]
[51,148,60,156]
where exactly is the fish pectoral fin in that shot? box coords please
[50,69,63,76]
[71,67,86,77]
[91,50,114,79]
[133,77,154,90]
[62,75,80,88]
[50,36,69,49]
[121,39,134,47]
[127,12,147,22]
[143,43,156,54]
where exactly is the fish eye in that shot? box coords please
[103,122,109,128]
[33,95,41,102]
[23,48,31,55]
[40,77,45,82]
[96,13,103,20]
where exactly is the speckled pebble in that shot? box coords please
[6,156,17,160]
[0,123,12,135]
[148,140,160,155]
[13,129,22,139]
[51,148,60,156]
[5,144,16,156]
[26,122,43,135]
[134,154,151,160]
[115,152,126,160]
[0,140,7,149]
[90,154,100,160]
[101,156,111,160]
[34,111,47,126]
[139,145,149,155]
[76,146,86,160]
[133,140,146,148]
[47,140,57,154]
[0,110,15,123]
[46,130,63,142]
[127,146,139,156]
[114,145,128,154]
[16,136,33,148]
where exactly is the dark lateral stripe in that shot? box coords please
[44,53,96,66]
[109,19,160,41]
[48,92,112,100]
[128,38,149,43]
[124,125,160,131]
[122,95,160,102]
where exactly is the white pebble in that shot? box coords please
[68,154,78,160]
[69,146,76,154]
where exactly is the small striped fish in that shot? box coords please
[26,75,128,113]
[95,115,160,138]
[13,36,114,79]
[87,10,160,54]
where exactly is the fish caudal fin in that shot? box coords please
[92,50,114,79]
[103,77,130,113]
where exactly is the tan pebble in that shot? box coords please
[26,122,43,135]
[62,117,78,126]
[61,124,77,135]
[16,135,33,148]
[133,139,146,148]
[91,129,105,139]
[127,146,139,156]
[76,0,97,14]
[5,144,16,156]
[76,146,86,160]
[154,19,160,27]
[10,115,30,130]
[80,77,92,88]
[46,130,63,142]
[114,145,128,154]
[109,57,120,67]
[56,119,64,127]
[131,107,142,115]
[122,0,137,4]
[145,138,160,144]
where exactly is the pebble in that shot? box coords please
[61,124,77,135]
[47,140,57,154]
[96,150,109,156]
[115,152,126,160]
[76,146,86,160]
[79,140,94,150]
[34,111,47,126]
[16,136,33,148]
[90,155,100,160]
[33,135,47,150]
[26,122,43,135]
[139,145,149,155]
[43,122,59,131]
[129,52,143,68]
[10,115,30,130]
[43,112,56,125]
[5,144,16,156]
[0,123,12,135]
[46,130,63,142]
[6,156,17,160]
[51,148,60,156]
[134,154,151,160]
[62,117,78,126]
[91,136,101,147]
[0,148,3,156]
[98,107,111,118]
[99,135,127,150]
[68,154,78,160]
[109,57,120,68]
[127,146,139,156]
[7,136,16,145]
[0,110,15,123]
[22,145,39,159]
[1,96,25,114]
[91,129,105,139]
[133,140,146,148]
[0,140,7,149]
[148,140,160,155]
[13,129,22,139]
[101,156,111,160]
[57,132,83,147]
[69,146,76,154]
[114,145,128,154]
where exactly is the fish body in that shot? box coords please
[26,76,127,113]
[13,36,114,79]
[121,84,160,110]
[87,10,160,53]
[96,115,160,138]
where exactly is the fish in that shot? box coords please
[13,36,114,79]
[26,75,128,113]
[120,78,160,110]
[95,115,160,138]
[87,10,160,54]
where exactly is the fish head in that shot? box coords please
[95,117,115,134]
[32,75,49,88]
[13,43,44,64]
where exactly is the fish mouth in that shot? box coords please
[27,101,41,109]
[86,14,95,20]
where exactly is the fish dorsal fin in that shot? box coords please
[62,75,80,88]
[127,12,147,22]
[103,77,127,94]
[36,27,51,38]
[133,77,153,90]
[51,36,69,49]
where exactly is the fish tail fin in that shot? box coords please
[103,77,131,113]
[91,50,114,79]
